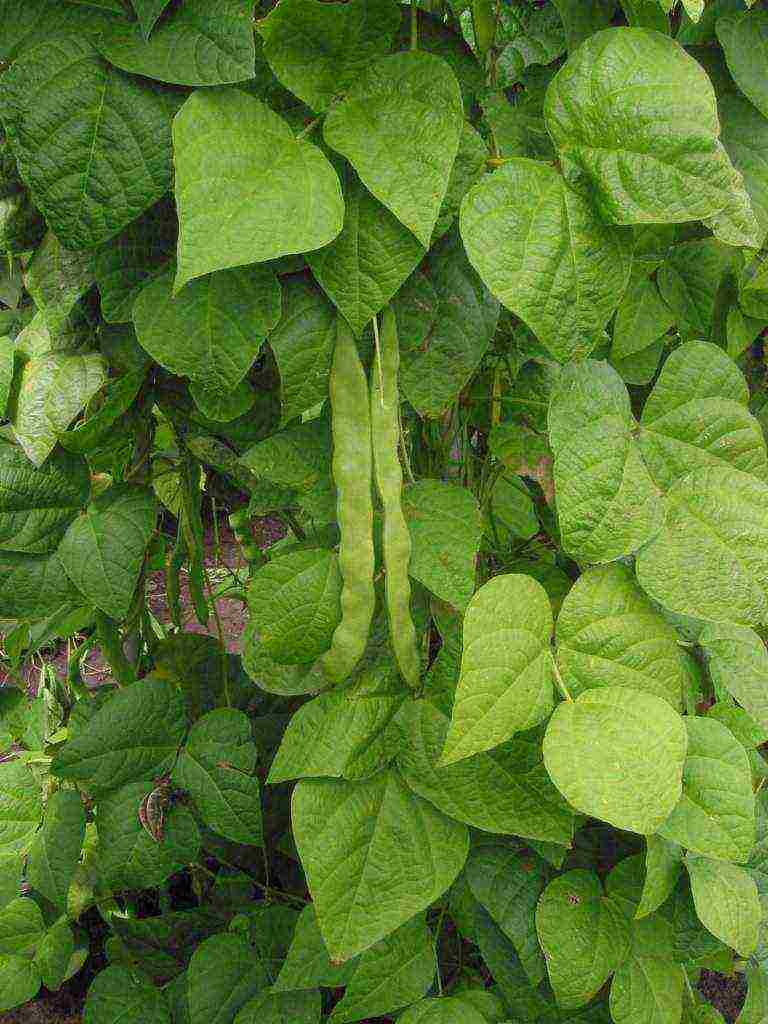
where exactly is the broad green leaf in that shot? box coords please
[552,0,615,50]
[97,0,255,86]
[701,624,768,734]
[0,441,89,555]
[503,4,566,66]
[398,997,487,1024]
[273,905,357,993]
[717,9,768,120]
[637,837,682,920]
[441,574,553,765]
[397,232,499,418]
[433,124,487,242]
[267,278,336,423]
[402,480,481,610]
[173,90,343,290]
[324,52,464,247]
[611,268,674,361]
[739,966,768,1024]
[686,854,760,956]
[97,785,200,891]
[548,360,663,563]
[191,379,256,424]
[543,687,687,834]
[485,473,538,545]
[720,94,768,247]
[172,709,261,846]
[26,791,85,913]
[536,870,630,1009]
[292,769,469,960]
[480,91,554,162]
[656,239,731,336]
[58,370,145,454]
[23,231,94,333]
[259,0,401,112]
[329,914,435,1023]
[0,37,172,250]
[466,845,548,985]
[188,933,269,1024]
[0,897,45,955]
[57,484,157,620]
[396,699,575,844]
[545,27,756,230]
[0,0,129,62]
[555,563,685,708]
[639,340,768,490]
[242,626,329,698]
[474,907,554,1018]
[460,159,631,363]
[635,464,768,626]
[268,683,406,784]
[398,10,484,113]
[12,351,107,467]
[0,955,40,1013]
[130,0,171,39]
[93,199,177,323]
[658,717,755,863]
[0,343,12,419]
[133,265,280,396]
[34,917,74,993]
[0,757,42,857]
[247,549,342,666]
[440,989,506,1023]
[240,419,330,493]
[236,990,321,1024]
[51,676,186,794]
[83,965,170,1024]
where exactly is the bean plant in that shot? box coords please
[1,1,768,1022]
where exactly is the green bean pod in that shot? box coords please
[321,318,376,684]
[370,307,421,688]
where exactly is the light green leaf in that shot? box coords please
[324,52,464,247]
[23,231,94,334]
[701,624,768,734]
[739,966,768,1024]
[548,360,663,563]
[466,845,548,986]
[267,278,336,423]
[247,549,342,666]
[639,340,768,490]
[59,370,145,454]
[242,626,329,698]
[545,27,752,227]
[133,265,280,397]
[474,906,553,1018]
[635,464,768,626]
[97,0,255,86]
[93,199,177,324]
[398,9,484,113]
[0,758,42,857]
[172,709,261,847]
[441,574,553,765]
[307,167,424,339]
[543,686,687,834]
[240,419,330,493]
[259,0,401,113]
[0,897,45,955]
[686,854,760,956]
[26,791,85,913]
[397,232,499,418]
[191,380,256,426]
[656,239,731,336]
[609,905,683,1024]
[658,717,755,864]
[460,158,631,363]
[274,905,357,993]
[719,94,768,248]
[433,123,487,242]
[292,769,469,961]
[57,484,157,620]
[611,269,674,361]
[83,964,170,1024]
[236,990,321,1024]
[329,914,435,1023]
[485,473,538,545]
[0,441,89,555]
[398,996,488,1024]
[268,683,406,784]
[173,89,343,290]
[536,870,630,1009]
[0,36,172,249]
[0,954,40,1013]
[51,676,186,795]
[555,563,685,708]
[34,917,74,993]
[402,480,482,611]
[97,784,200,891]
[637,837,682,920]
[396,698,575,844]
[0,342,12,420]
[717,9,768,120]
[188,934,270,1024]
[12,351,107,467]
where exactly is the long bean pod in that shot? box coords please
[370,307,421,687]
[321,318,376,684]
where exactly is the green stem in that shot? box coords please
[296,116,321,141]
[551,651,573,702]
[411,0,418,50]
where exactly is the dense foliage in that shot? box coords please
[2,0,768,1022]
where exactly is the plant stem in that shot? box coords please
[296,116,321,141]
[551,651,573,702]
[411,0,418,50]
